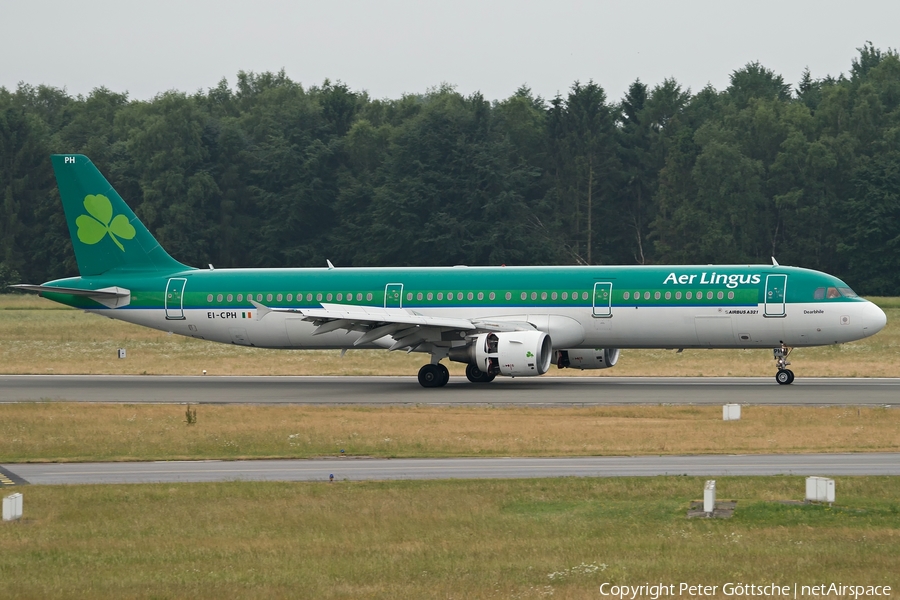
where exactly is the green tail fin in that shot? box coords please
[51,154,190,276]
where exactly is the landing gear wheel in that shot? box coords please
[418,364,448,388]
[465,363,496,383]
[775,369,794,385]
[437,363,450,386]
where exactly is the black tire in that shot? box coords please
[465,363,495,383]
[785,369,795,384]
[775,369,792,385]
[418,364,441,388]
[437,364,450,387]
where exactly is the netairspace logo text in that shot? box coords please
[599,582,892,599]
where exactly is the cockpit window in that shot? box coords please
[826,287,840,298]
[838,287,858,298]
[814,287,825,300]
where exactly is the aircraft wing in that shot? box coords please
[249,300,535,351]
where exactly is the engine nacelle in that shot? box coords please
[449,331,553,376]
[556,348,620,370]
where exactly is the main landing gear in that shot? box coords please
[418,363,450,388]
[465,363,495,384]
[773,343,795,385]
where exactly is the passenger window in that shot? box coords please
[490,292,496,301]
[654,291,660,300]
[427,292,433,300]
[551,292,557,300]
[207,294,213,303]
[216,294,223,302]
[623,292,630,300]
[665,291,671,300]
[237,294,243,302]
[541,292,547,300]
[307,293,313,302]
[707,291,713,300]
[686,291,692,300]
[286,294,292,302]
[826,287,840,299]
[467,292,474,300]
[266,294,273,302]
[417,292,423,301]
[457,292,463,301]
[505,292,511,300]
[277,293,283,302]
[717,291,723,300]
[562,292,568,300]
[521,292,527,300]
[407,293,413,301]
[316,293,322,301]
[366,293,372,301]
[643,292,650,300]
[582,292,589,300]
[227,294,233,302]
[675,291,682,300]
[326,293,333,301]
[477,292,484,301]
[728,291,734,300]
[437,293,443,300]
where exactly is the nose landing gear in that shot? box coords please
[773,344,794,385]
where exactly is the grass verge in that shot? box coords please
[1,477,898,599]
[2,404,898,463]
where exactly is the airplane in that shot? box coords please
[12,154,887,388]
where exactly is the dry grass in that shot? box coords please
[1,477,898,599]
[0,294,898,377]
[2,403,898,463]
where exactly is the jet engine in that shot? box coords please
[449,331,553,376]
[556,348,620,370]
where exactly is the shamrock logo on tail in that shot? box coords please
[75,194,136,251]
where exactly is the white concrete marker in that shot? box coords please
[723,404,741,420]
[3,493,22,521]
[704,480,716,513]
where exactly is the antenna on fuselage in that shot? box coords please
[771,257,779,266]
[326,259,335,270]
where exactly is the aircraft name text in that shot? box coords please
[663,272,762,289]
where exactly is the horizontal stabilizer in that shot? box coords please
[10,284,131,308]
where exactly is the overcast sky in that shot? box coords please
[3,1,899,104]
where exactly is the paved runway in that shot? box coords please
[1,375,898,406]
[4,453,899,485]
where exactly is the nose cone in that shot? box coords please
[862,301,887,337]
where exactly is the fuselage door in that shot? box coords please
[592,282,613,317]
[384,283,403,308]
[165,278,187,320]
[764,274,787,317]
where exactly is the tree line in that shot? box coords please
[1,43,899,294]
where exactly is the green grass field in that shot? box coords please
[2,403,899,463]
[2,294,898,597]
[0,294,898,377]
[1,477,898,599]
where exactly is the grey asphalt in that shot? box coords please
[4,454,900,485]
[1,375,899,405]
